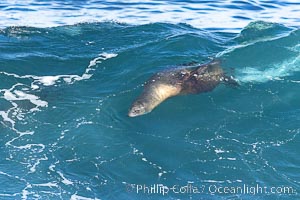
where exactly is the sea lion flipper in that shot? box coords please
[222,75,239,87]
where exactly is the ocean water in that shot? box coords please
[0,1,300,200]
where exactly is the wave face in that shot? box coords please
[0,21,300,199]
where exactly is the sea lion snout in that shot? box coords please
[128,101,148,117]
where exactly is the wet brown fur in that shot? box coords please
[128,60,233,117]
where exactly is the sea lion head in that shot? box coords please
[128,83,182,117]
[128,100,150,117]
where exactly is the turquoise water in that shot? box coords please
[1,21,299,200]
[1,1,300,200]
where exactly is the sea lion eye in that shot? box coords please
[132,104,145,114]
[133,108,140,114]
[135,105,145,113]
[128,103,147,117]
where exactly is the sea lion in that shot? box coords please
[128,60,237,117]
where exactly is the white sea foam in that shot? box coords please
[21,184,33,200]
[0,52,117,131]
[214,149,226,154]
[39,76,60,86]
[70,194,100,200]
[131,145,167,178]
[0,53,117,187]
[16,143,45,151]
[0,83,47,132]
[291,80,300,83]
[0,52,117,90]
[237,55,300,83]
[33,182,58,188]
[49,161,60,172]
[0,111,15,126]
[5,90,48,108]
[29,155,48,173]
[57,171,73,185]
